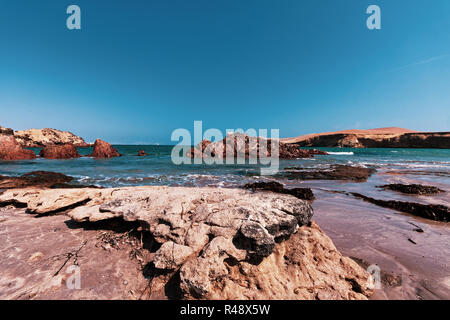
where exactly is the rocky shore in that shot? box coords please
[0,186,374,300]
[0,126,88,148]
[0,129,119,160]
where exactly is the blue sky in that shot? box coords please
[0,0,449,144]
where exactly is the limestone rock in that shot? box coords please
[180,222,374,300]
[153,241,194,270]
[14,128,88,148]
[1,186,373,300]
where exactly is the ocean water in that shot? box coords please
[1,146,449,189]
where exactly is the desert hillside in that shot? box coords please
[283,127,449,149]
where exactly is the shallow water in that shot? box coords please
[1,146,449,190]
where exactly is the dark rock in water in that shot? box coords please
[308,148,329,155]
[0,135,36,160]
[350,193,449,222]
[281,165,375,182]
[0,171,73,189]
[378,184,445,195]
[137,150,147,156]
[39,144,81,159]
[244,181,315,201]
[88,139,120,158]
[0,171,101,190]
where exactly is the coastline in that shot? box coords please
[1,133,449,300]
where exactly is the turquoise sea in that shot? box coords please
[1,146,449,189]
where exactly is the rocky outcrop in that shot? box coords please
[351,193,449,222]
[180,221,373,300]
[0,135,36,160]
[378,184,445,195]
[244,181,315,201]
[285,128,450,149]
[39,144,82,159]
[188,133,328,160]
[88,139,120,158]
[0,186,373,300]
[0,171,73,189]
[14,128,88,148]
[281,165,376,182]
[0,126,14,136]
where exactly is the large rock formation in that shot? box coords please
[13,128,88,148]
[0,186,374,300]
[39,144,82,159]
[188,133,328,160]
[88,139,120,158]
[0,135,36,160]
[283,128,450,149]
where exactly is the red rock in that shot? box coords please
[39,144,81,159]
[89,139,120,158]
[0,136,36,160]
[187,134,329,160]
[138,150,147,156]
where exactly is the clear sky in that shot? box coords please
[1,0,449,144]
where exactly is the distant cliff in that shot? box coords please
[0,126,88,147]
[284,128,450,149]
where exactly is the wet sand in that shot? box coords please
[290,169,450,300]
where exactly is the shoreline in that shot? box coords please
[0,177,448,299]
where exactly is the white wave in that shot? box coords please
[327,152,354,155]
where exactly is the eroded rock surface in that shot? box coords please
[14,128,88,148]
[39,144,82,159]
[0,186,373,300]
[180,222,373,300]
[88,139,120,158]
[0,135,36,160]
[188,133,328,160]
